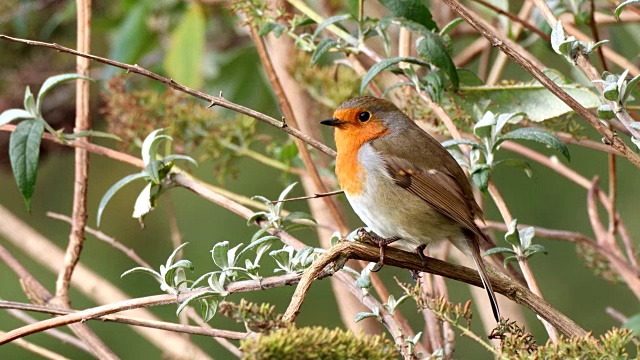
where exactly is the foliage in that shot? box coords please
[240,326,397,360]
[97,128,197,227]
[219,299,287,332]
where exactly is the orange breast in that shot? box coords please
[333,118,388,196]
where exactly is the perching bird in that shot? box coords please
[321,96,500,322]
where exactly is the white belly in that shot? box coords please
[344,143,462,252]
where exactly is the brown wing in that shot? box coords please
[381,154,487,241]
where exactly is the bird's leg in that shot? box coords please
[410,244,428,281]
[356,228,400,272]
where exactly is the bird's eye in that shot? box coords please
[358,111,370,122]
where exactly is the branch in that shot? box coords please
[283,242,587,338]
[0,274,301,345]
[0,34,336,158]
[0,300,248,340]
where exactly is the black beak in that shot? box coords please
[320,118,345,127]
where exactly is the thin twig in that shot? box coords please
[470,0,548,40]
[269,190,344,204]
[0,331,70,360]
[0,34,336,158]
[0,300,249,341]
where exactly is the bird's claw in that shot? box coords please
[357,228,401,271]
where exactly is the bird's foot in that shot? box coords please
[356,228,400,272]
[410,244,428,281]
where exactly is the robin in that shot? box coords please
[321,96,500,322]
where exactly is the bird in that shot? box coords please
[321,96,500,322]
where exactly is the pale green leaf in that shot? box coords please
[164,3,206,89]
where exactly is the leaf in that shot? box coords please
[474,111,496,139]
[132,183,155,221]
[499,127,570,161]
[615,0,640,20]
[313,14,352,38]
[37,73,92,114]
[471,167,490,194]
[9,119,45,211]
[484,247,516,256]
[360,57,430,93]
[164,2,206,89]
[211,241,231,269]
[440,18,463,36]
[24,87,36,115]
[311,38,338,66]
[120,267,163,282]
[504,219,520,247]
[440,138,484,150]
[354,312,378,323]
[0,109,35,126]
[378,0,437,31]
[144,160,164,185]
[416,33,458,89]
[141,129,171,165]
[200,296,220,322]
[622,73,640,104]
[107,2,154,78]
[97,172,148,226]
[163,154,198,167]
[258,21,286,37]
[550,21,566,55]
[454,82,601,122]
[176,291,218,317]
[622,313,640,336]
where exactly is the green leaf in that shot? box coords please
[313,14,352,38]
[211,241,231,269]
[121,267,163,282]
[97,172,148,226]
[474,111,496,139]
[378,0,437,31]
[550,20,565,55]
[484,247,516,256]
[311,38,339,66]
[176,291,217,317]
[9,119,45,211]
[164,260,194,286]
[258,21,286,37]
[440,18,463,36]
[416,33,458,89]
[597,104,615,120]
[360,57,430,93]
[454,81,601,122]
[503,255,519,267]
[37,73,92,114]
[0,109,35,126]
[471,166,490,193]
[107,3,153,79]
[499,127,570,161]
[622,313,640,336]
[504,219,520,247]
[354,311,378,323]
[145,160,164,185]
[200,296,220,322]
[440,138,484,150]
[622,73,640,104]
[615,0,640,20]
[164,2,206,89]
[24,87,36,115]
[141,129,171,165]
[163,154,198,167]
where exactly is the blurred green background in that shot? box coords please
[1,0,639,359]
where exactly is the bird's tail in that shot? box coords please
[465,236,500,322]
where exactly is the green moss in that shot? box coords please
[241,326,399,360]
